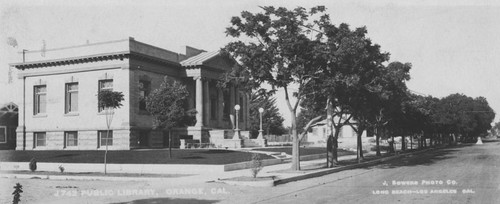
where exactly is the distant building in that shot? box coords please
[10,38,254,150]
[307,117,370,146]
[0,102,18,150]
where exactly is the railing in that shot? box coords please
[185,143,215,149]
[264,134,292,142]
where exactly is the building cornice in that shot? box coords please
[10,52,130,70]
[10,51,187,71]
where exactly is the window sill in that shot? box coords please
[33,114,47,118]
[97,146,113,150]
[64,112,79,117]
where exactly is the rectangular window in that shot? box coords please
[98,80,113,112]
[0,126,6,143]
[65,83,78,113]
[34,85,47,115]
[138,80,150,111]
[34,132,46,147]
[64,131,78,147]
[98,130,113,147]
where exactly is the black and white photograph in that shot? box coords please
[1,0,500,203]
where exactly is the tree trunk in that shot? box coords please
[391,136,395,153]
[291,113,300,171]
[410,135,413,150]
[325,99,333,168]
[417,133,421,149]
[327,128,341,167]
[375,128,381,156]
[401,135,406,151]
[168,130,172,159]
[292,129,300,170]
[430,134,437,147]
[356,129,364,163]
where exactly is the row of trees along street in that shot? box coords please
[221,5,496,170]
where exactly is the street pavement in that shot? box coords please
[251,140,500,204]
[1,140,499,204]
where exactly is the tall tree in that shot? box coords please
[249,92,286,137]
[145,78,194,158]
[334,27,390,162]
[429,94,495,144]
[491,121,500,137]
[369,61,411,156]
[224,6,330,170]
[97,90,124,174]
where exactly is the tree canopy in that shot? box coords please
[249,92,286,137]
[225,5,496,169]
[224,5,334,170]
[145,78,195,130]
[98,90,124,110]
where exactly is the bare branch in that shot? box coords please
[299,115,323,141]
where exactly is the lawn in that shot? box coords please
[0,149,274,165]
[253,147,356,156]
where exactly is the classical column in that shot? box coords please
[203,79,210,127]
[195,77,203,127]
[229,85,235,129]
[186,80,194,110]
[245,93,250,130]
[217,88,223,128]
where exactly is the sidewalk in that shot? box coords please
[0,148,433,186]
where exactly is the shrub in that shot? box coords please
[58,165,65,173]
[12,183,23,204]
[250,153,263,178]
[29,158,37,172]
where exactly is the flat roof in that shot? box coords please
[10,37,191,68]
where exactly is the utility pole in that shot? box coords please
[22,49,28,63]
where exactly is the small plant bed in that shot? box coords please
[253,147,356,156]
[0,149,273,165]
[0,170,193,178]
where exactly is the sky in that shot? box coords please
[1,0,500,127]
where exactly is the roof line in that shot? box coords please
[17,38,130,54]
[10,51,130,68]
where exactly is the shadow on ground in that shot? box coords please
[367,144,476,170]
[482,139,499,143]
[110,197,219,204]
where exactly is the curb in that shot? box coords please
[223,153,328,171]
[0,173,189,182]
[219,178,275,187]
[274,148,433,186]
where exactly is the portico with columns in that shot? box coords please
[177,51,251,147]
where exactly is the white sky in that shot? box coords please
[1,0,500,127]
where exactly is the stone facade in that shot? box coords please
[11,38,250,150]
